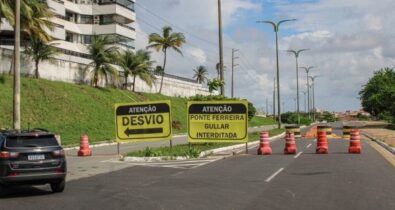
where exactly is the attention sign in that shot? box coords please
[187,101,248,143]
[115,101,172,142]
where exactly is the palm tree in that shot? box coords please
[25,37,59,79]
[147,26,186,94]
[193,65,208,84]
[1,0,54,75]
[85,35,119,87]
[118,49,155,92]
[1,0,53,42]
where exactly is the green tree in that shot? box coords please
[1,0,54,75]
[0,0,54,42]
[207,79,224,93]
[359,67,395,122]
[147,26,186,94]
[193,65,208,84]
[25,37,59,79]
[85,35,119,87]
[118,49,155,92]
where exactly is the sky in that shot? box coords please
[134,0,395,112]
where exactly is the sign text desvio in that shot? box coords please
[115,101,172,142]
[188,101,248,143]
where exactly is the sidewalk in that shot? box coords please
[362,127,395,148]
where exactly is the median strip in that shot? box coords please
[124,128,285,161]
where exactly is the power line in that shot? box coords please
[135,2,219,47]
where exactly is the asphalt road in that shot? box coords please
[65,125,277,156]
[1,127,394,210]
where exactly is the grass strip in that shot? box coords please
[126,128,285,158]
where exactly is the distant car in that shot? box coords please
[0,129,66,196]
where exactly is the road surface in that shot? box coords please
[1,126,394,210]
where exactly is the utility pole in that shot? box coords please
[302,91,307,113]
[309,76,318,122]
[266,98,269,117]
[231,48,239,98]
[218,0,225,96]
[273,77,276,121]
[13,0,21,131]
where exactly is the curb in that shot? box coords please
[362,132,395,155]
[63,134,188,151]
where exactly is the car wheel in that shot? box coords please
[50,179,65,193]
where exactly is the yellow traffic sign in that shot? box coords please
[187,100,248,143]
[115,101,172,142]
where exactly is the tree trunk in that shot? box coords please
[133,75,137,92]
[34,60,39,79]
[8,56,14,75]
[159,48,167,94]
[124,73,128,90]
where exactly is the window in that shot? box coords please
[81,35,92,44]
[80,15,93,24]
[100,15,114,24]
[5,136,59,148]
[66,32,74,42]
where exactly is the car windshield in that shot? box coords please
[5,135,59,148]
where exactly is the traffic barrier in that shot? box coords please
[284,131,297,154]
[257,131,272,155]
[78,134,92,157]
[316,131,328,154]
[317,125,332,139]
[342,126,352,139]
[286,125,301,138]
[349,129,361,154]
[302,126,317,138]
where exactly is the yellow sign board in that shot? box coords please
[187,101,248,143]
[115,101,172,142]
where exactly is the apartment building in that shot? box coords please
[0,0,136,58]
[0,0,212,97]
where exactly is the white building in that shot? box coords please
[0,0,211,97]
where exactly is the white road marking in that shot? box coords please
[265,168,284,182]
[294,152,303,159]
[307,143,312,148]
[102,157,223,169]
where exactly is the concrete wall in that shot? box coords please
[0,47,212,97]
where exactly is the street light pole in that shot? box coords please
[287,49,309,125]
[257,19,296,129]
[273,77,276,120]
[13,0,21,131]
[217,0,225,96]
[300,66,315,119]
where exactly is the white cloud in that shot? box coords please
[135,0,395,112]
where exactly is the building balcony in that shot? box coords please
[64,22,135,40]
[65,0,135,23]
[48,0,66,16]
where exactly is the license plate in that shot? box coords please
[28,154,45,161]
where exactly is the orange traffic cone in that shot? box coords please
[316,131,328,154]
[257,131,272,155]
[284,132,297,154]
[349,129,361,154]
[78,134,92,156]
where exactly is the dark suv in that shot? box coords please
[0,129,67,196]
